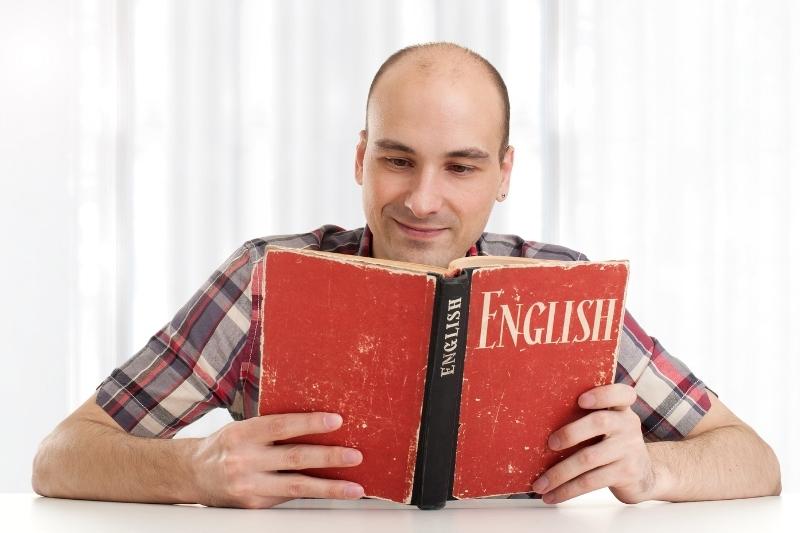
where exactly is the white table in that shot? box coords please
[4,491,796,533]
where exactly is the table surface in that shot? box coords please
[4,491,796,533]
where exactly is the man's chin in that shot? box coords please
[373,225,458,267]
[387,246,454,268]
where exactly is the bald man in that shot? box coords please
[32,43,780,508]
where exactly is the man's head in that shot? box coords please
[355,42,514,268]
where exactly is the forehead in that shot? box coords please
[367,56,504,156]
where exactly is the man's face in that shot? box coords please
[355,61,513,268]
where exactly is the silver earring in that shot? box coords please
[498,193,507,201]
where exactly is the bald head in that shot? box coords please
[365,42,510,160]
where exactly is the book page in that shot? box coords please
[265,245,450,275]
[448,255,627,271]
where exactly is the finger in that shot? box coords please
[578,384,637,411]
[531,439,621,495]
[262,443,363,471]
[265,472,366,500]
[239,412,343,444]
[541,463,619,504]
[548,409,625,451]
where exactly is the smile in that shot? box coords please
[394,219,447,239]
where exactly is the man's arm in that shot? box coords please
[642,392,781,502]
[32,392,365,508]
[530,384,781,504]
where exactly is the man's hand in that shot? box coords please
[530,384,655,504]
[190,412,365,509]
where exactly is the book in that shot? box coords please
[257,246,629,509]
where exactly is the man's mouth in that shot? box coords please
[394,219,447,239]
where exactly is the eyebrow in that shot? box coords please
[447,147,490,159]
[373,138,490,160]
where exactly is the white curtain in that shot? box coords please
[72,0,797,489]
[555,0,799,489]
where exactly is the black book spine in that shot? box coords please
[410,270,471,510]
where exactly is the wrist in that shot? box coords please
[170,437,204,504]
[644,441,679,501]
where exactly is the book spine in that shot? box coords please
[411,270,471,510]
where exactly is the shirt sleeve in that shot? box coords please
[615,311,712,441]
[95,242,256,438]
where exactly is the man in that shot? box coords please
[32,42,780,508]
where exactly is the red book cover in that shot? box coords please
[258,249,437,504]
[452,262,629,498]
[257,247,629,507]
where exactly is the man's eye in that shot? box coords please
[449,164,473,174]
[386,158,412,168]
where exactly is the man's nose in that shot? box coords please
[404,168,444,219]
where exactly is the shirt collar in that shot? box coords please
[358,225,480,259]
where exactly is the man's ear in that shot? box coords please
[355,130,367,186]
[497,145,514,199]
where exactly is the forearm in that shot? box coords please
[32,418,201,504]
[646,424,781,502]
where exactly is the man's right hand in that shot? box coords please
[190,412,365,509]
[32,394,365,508]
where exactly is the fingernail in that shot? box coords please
[324,413,343,429]
[580,393,595,408]
[344,449,362,464]
[542,493,555,504]
[531,475,549,493]
[344,484,364,499]
[548,434,561,450]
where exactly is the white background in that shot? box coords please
[1,0,797,495]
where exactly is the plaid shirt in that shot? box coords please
[96,225,711,441]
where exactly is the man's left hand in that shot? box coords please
[530,383,656,504]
